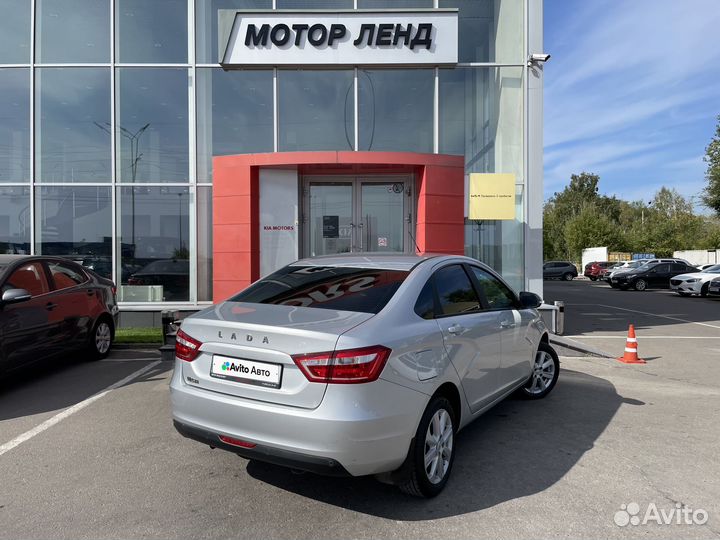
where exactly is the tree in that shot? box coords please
[563,205,622,259]
[702,115,720,214]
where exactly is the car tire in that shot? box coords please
[634,279,647,291]
[609,282,618,288]
[87,316,114,360]
[563,272,573,281]
[519,342,560,400]
[701,283,709,298]
[397,396,456,498]
[589,277,596,281]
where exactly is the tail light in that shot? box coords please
[292,345,391,384]
[176,328,202,362]
[111,285,117,298]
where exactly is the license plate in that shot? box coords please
[210,355,282,389]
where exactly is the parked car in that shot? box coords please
[607,258,691,287]
[698,264,717,271]
[611,261,698,291]
[171,254,557,498]
[584,261,614,281]
[0,255,118,377]
[669,264,720,297]
[598,262,623,280]
[707,277,720,297]
[543,261,578,281]
[127,259,189,301]
[605,260,648,286]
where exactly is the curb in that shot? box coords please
[549,335,615,359]
[112,343,163,350]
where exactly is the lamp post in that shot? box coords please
[94,121,150,247]
[118,123,150,248]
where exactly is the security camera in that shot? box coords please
[527,53,551,66]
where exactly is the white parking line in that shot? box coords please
[598,304,720,330]
[0,360,161,458]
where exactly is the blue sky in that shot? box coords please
[543,0,720,210]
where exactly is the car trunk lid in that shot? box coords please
[179,302,373,409]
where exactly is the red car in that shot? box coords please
[583,261,615,281]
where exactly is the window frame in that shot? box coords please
[2,260,52,298]
[423,263,484,320]
[46,259,90,292]
[465,263,521,312]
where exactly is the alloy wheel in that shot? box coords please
[95,322,112,355]
[527,350,556,395]
[424,409,454,484]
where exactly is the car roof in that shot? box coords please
[291,253,443,271]
[0,254,31,265]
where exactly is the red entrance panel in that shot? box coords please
[213,151,465,302]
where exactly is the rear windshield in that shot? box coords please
[230,266,410,314]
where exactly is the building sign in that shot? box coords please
[260,169,298,277]
[322,216,339,238]
[219,10,458,66]
[468,173,516,221]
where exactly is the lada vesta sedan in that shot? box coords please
[171,254,558,497]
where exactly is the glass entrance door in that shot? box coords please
[303,177,411,257]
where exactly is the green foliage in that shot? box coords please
[564,206,622,257]
[172,246,190,259]
[702,115,720,214]
[544,173,720,261]
[115,327,163,344]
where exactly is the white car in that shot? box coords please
[670,264,720,297]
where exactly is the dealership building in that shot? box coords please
[0,0,544,321]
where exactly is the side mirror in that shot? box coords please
[519,291,542,309]
[1,288,32,305]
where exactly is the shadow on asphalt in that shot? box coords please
[0,350,166,422]
[543,280,720,335]
[246,368,633,519]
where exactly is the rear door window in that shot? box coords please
[433,265,481,316]
[231,266,410,314]
[47,261,88,290]
[414,279,436,320]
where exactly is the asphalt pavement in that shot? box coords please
[544,279,720,387]
[0,288,718,539]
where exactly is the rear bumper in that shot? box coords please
[173,420,351,476]
[170,361,427,477]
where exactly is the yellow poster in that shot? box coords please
[468,173,516,220]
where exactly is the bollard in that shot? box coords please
[159,310,180,361]
[553,301,565,335]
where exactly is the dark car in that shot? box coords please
[127,259,189,301]
[583,261,614,281]
[611,262,698,291]
[0,255,118,376]
[543,261,578,281]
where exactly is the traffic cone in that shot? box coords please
[618,324,646,364]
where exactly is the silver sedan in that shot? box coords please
[170,254,558,497]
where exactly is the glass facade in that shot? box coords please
[0,0,531,304]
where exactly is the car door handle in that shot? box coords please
[447,324,465,335]
[46,302,58,311]
[500,320,516,329]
